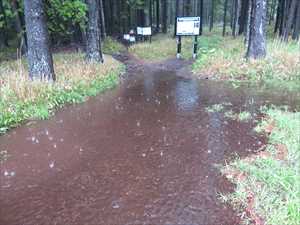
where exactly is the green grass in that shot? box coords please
[102,36,127,55]
[0,53,124,134]
[205,103,225,113]
[237,111,252,121]
[192,30,300,91]
[129,33,207,61]
[222,106,300,225]
[128,27,300,90]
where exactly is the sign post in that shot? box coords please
[177,36,182,59]
[137,27,152,42]
[176,17,200,59]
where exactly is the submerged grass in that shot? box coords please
[0,53,124,134]
[222,106,300,225]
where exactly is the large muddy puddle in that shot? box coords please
[0,57,299,225]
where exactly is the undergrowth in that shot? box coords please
[0,53,124,134]
[222,106,300,225]
[102,36,127,55]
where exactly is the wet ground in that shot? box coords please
[0,55,299,225]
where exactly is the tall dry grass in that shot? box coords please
[0,53,121,103]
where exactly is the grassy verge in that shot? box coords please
[221,106,300,225]
[128,29,299,90]
[102,36,127,55]
[192,32,300,91]
[128,33,217,61]
[0,53,124,134]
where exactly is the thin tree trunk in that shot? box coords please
[239,0,249,34]
[200,0,203,35]
[24,0,55,81]
[283,0,297,41]
[86,0,103,62]
[223,0,228,36]
[245,0,252,45]
[292,0,300,40]
[99,0,106,39]
[279,0,286,36]
[162,0,167,33]
[156,0,160,32]
[0,0,9,47]
[246,0,267,59]
[174,0,179,37]
[209,0,215,31]
[150,0,153,27]
[274,0,282,33]
[232,0,240,37]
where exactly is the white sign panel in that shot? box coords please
[137,27,152,36]
[176,17,200,36]
[123,34,130,40]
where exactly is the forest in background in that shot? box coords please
[0,0,299,55]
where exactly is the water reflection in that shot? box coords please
[174,79,200,111]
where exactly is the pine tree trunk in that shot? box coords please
[274,0,282,33]
[150,0,153,27]
[232,0,240,37]
[156,0,160,32]
[0,0,9,47]
[99,0,106,39]
[24,0,55,81]
[200,0,203,35]
[239,0,249,34]
[223,0,228,36]
[279,0,286,36]
[292,0,300,40]
[162,0,167,33]
[245,0,252,45]
[174,0,179,37]
[246,0,267,59]
[283,0,297,41]
[209,0,215,31]
[86,0,103,62]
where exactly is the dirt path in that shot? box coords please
[0,56,298,225]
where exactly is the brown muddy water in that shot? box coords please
[0,56,299,225]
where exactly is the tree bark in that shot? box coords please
[292,0,300,40]
[274,0,282,33]
[86,0,103,62]
[162,0,167,33]
[209,0,215,32]
[24,0,55,81]
[232,0,240,37]
[223,0,228,36]
[156,0,160,32]
[283,0,297,41]
[99,0,106,39]
[199,0,203,35]
[239,0,249,34]
[0,0,9,47]
[246,0,267,59]
[149,0,153,27]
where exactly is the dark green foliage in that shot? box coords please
[46,0,87,44]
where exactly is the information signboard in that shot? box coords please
[176,17,200,36]
[137,27,152,36]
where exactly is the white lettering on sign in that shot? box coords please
[137,27,152,36]
[176,17,200,36]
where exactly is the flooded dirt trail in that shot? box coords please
[0,56,299,225]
